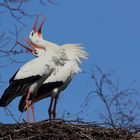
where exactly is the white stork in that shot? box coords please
[17,16,88,120]
[0,23,66,123]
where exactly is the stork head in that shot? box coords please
[29,16,46,46]
[16,37,46,57]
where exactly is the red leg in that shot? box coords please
[52,97,57,119]
[25,89,31,123]
[31,104,36,123]
[48,97,54,120]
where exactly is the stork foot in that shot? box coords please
[48,108,52,120]
[25,89,32,123]
[25,100,30,123]
[52,110,56,119]
[52,97,57,120]
[31,104,36,123]
[48,97,54,121]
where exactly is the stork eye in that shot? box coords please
[34,51,38,55]
[31,31,34,36]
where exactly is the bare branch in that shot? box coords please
[4,107,19,124]
[0,0,30,25]
[86,66,140,129]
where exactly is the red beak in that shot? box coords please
[37,16,46,34]
[33,15,39,32]
[16,40,34,53]
[22,37,43,50]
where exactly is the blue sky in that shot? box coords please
[0,0,140,124]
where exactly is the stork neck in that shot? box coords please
[41,39,58,48]
[32,39,58,53]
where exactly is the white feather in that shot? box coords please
[15,55,54,80]
[44,61,75,84]
[61,44,88,63]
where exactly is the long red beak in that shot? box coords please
[16,40,34,53]
[33,15,39,31]
[37,17,46,34]
[22,37,43,50]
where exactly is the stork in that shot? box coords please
[17,16,88,120]
[0,27,66,123]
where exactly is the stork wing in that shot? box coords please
[18,61,76,112]
[0,56,54,107]
[14,57,50,80]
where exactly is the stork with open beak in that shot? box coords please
[0,28,66,123]
[17,16,88,120]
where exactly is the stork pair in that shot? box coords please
[0,16,88,123]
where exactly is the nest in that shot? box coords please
[0,120,140,140]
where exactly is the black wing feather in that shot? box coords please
[18,81,63,112]
[0,75,41,107]
[9,69,19,83]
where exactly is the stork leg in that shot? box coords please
[52,97,57,119]
[31,104,36,123]
[48,97,54,120]
[25,89,31,123]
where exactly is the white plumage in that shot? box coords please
[40,44,88,88]
[15,56,52,80]
[18,16,88,120]
[0,16,88,123]
[0,38,66,122]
